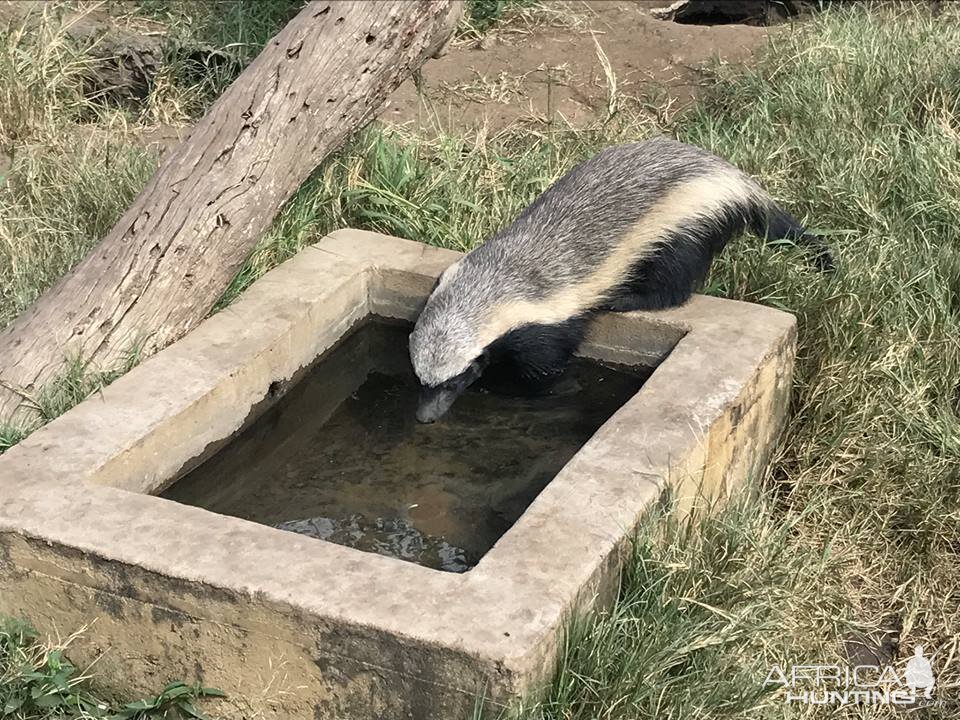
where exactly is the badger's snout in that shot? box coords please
[415,384,462,424]
[414,356,489,423]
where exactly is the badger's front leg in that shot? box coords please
[481,318,589,396]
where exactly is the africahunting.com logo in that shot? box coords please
[764,645,937,706]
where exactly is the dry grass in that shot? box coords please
[440,70,533,105]
[456,0,590,45]
[0,1,296,449]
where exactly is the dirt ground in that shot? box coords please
[0,0,776,163]
[385,1,771,132]
[117,0,773,156]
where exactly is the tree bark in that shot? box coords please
[0,0,461,422]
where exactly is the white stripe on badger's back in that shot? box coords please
[474,172,761,347]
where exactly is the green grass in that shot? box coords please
[0,352,141,454]
[464,0,539,33]
[501,6,959,717]
[0,0,296,445]
[0,0,302,328]
[133,0,304,118]
[0,7,151,329]
[0,617,223,719]
[0,128,154,330]
[1,2,959,718]
[497,495,838,719]
[0,8,157,449]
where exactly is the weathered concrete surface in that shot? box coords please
[0,230,796,719]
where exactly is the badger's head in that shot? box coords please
[409,261,492,423]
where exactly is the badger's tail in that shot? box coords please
[748,201,834,272]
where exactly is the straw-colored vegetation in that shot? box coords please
[1,1,958,719]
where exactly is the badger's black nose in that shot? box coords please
[416,385,460,424]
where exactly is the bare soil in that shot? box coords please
[1,1,776,165]
[385,1,771,132]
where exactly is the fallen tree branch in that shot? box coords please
[0,0,462,422]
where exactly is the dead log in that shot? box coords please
[0,0,462,422]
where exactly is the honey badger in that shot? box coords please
[409,137,831,423]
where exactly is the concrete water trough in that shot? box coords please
[0,230,796,719]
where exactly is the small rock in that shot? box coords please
[478,32,498,51]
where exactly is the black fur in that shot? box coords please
[602,201,833,313]
[602,204,751,312]
[750,204,835,272]
[409,139,834,422]
[480,316,591,396]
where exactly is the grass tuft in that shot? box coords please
[0,5,93,144]
[135,0,303,120]
[499,494,839,719]
[465,0,538,33]
[0,616,224,719]
[0,7,157,331]
[0,350,141,455]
